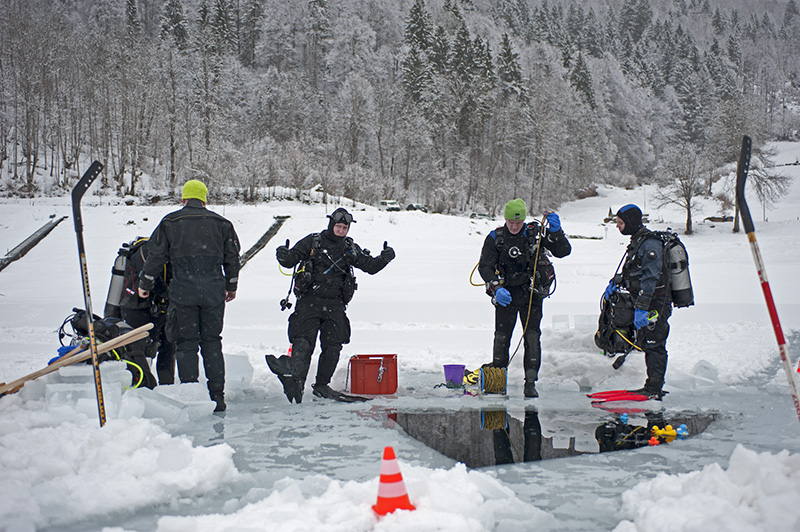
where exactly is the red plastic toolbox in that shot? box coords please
[349,354,398,394]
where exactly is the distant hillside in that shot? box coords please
[1,0,798,216]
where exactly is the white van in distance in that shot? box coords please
[378,200,401,212]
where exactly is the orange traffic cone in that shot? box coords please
[372,446,416,515]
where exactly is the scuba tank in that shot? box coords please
[665,237,693,308]
[104,243,130,318]
[104,237,148,318]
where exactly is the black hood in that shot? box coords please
[326,208,354,240]
[616,204,643,235]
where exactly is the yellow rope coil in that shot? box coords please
[481,366,507,394]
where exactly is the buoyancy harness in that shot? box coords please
[293,233,360,303]
[491,222,556,298]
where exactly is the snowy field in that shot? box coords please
[1,142,800,531]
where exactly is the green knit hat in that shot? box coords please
[504,198,527,220]
[182,179,208,203]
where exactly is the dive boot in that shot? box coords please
[211,393,226,412]
[628,387,668,401]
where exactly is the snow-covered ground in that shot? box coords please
[1,142,800,532]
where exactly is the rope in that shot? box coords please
[278,264,295,276]
[615,329,644,351]
[481,409,508,430]
[108,348,146,389]
[123,359,145,389]
[481,366,507,394]
[469,262,484,286]
[509,214,548,365]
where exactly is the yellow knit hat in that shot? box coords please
[182,180,208,203]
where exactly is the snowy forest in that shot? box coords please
[1,0,799,215]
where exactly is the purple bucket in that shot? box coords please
[443,364,466,387]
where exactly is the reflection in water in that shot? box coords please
[210,419,225,443]
[395,408,717,468]
[492,409,542,465]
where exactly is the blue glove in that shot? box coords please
[494,287,512,307]
[49,345,78,365]
[633,309,650,330]
[546,212,561,232]
[603,281,616,300]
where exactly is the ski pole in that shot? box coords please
[735,135,800,424]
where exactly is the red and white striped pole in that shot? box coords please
[736,135,800,423]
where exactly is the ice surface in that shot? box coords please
[1,141,800,531]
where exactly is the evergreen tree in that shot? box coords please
[730,9,740,30]
[784,0,800,29]
[212,0,237,55]
[583,9,605,58]
[239,0,264,67]
[401,45,432,103]
[570,52,596,109]
[712,7,725,35]
[726,34,742,69]
[619,0,651,43]
[565,3,584,43]
[496,33,524,100]
[709,38,721,57]
[762,13,777,38]
[306,0,331,89]
[494,0,532,44]
[675,68,712,146]
[531,3,550,43]
[405,0,433,50]
[451,22,474,83]
[161,0,189,50]
[474,36,494,87]
[127,0,143,36]
[429,26,450,74]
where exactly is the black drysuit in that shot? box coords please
[620,228,672,393]
[277,229,390,388]
[478,222,571,384]
[139,199,240,399]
